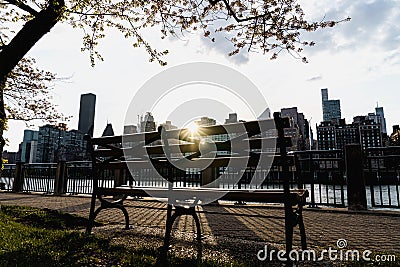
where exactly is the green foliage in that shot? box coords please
[1,158,7,170]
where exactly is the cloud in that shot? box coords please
[197,0,400,65]
[307,75,323,82]
[197,19,250,65]
[384,49,400,65]
[304,0,400,54]
[200,33,250,65]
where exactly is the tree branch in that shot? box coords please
[3,0,39,16]
[209,0,267,23]
[0,35,5,46]
[0,0,65,79]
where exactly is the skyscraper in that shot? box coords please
[20,129,38,163]
[139,112,156,132]
[375,106,387,134]
[280,107,309,151]
[35,124,87,162]
[78,93,96,136]
[321,88,341,123]
[321,88,328,102]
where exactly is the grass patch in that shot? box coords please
[0,205,241,266]
[0,205,153,266]
[0,205,99,230]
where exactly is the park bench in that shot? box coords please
[85,112,308,258]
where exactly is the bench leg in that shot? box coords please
[284,204,308,264]
[163,205,202,246]
[284,207,294,264]
[192,208,202,241]
[191,208,202,266]
[86,193,98,233]
[160,204,181,265]
[160,205,203,266]
[163,204,174,251]
[86,194,130,233]
[122,206,130,229]
[297,206,307,250]
[111,204,130,230]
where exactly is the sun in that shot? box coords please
[186,121,199,135]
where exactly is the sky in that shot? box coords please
[4,0,400,151]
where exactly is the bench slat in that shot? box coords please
[91,119,277,145]
[96,186,307,205]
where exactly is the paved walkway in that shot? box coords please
[1,192,399,255]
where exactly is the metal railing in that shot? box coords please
[1,164,16,191]
[2,147,400,210]
[65,161,93,195]
[23,163,57,193]
[365,147,400,208]
[294,150,346,207]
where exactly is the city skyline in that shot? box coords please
[7,93,396,156]
[3,0,400,151]
[4,90,399,153]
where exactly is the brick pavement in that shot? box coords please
[0,192,399,255]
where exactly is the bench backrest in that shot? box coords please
[86,112,293,191]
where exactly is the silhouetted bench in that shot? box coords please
[85,113,308,258]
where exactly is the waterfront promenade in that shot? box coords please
[1,192,399,262]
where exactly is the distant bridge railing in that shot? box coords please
[1,146,400,210]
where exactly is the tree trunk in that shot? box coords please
[0,0,65,79]
[0,77,6,177]
[0,0,65,169]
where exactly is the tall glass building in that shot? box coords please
[375,106,387,134]
[321,88,341,123]
[78,93,96,136]
[35,124,87,163]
